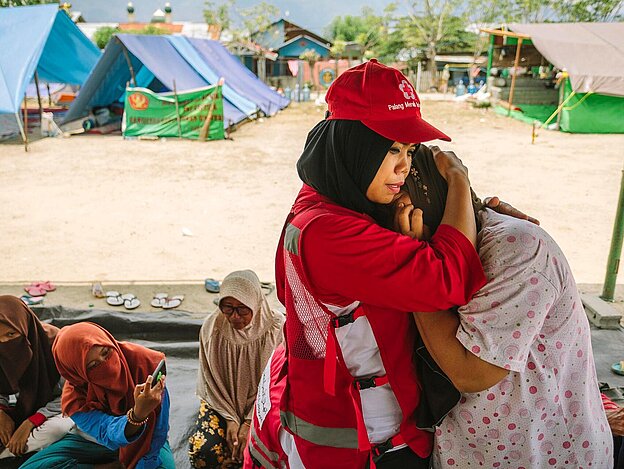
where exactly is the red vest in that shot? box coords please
[274,203,432,468]
[245,345,289,469]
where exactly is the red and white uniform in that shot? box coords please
[247,185,485,469]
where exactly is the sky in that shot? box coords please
[70,0,397,36]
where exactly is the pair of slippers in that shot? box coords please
[151,293,184,309]
[24,281,56,297]
[106,291,141,310]
[21,295,45,306]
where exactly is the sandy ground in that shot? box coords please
[1,98,624,312]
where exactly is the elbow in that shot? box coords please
[452,369,509,394]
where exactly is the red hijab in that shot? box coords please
[52,322,164,469]
[0,295,59,425]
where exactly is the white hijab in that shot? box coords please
[196,270,284,423]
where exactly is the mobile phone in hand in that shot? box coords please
[151,359,166,384]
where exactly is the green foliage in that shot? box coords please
[93,24,165,50]
[299,48,321,64]
[472,0,622,22]
[93,26,120,50]
[203,0,233,30]
[203,0,279,38]
[127,24,168,35]
[0,0,56,5]
[555,0,623,21]
[325,5,400,61]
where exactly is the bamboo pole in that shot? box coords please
[22,93,28,152]
[601,166,624,302]
[507,38,523,117]
[117,37,137,86]
[199,79,223,142]
[172,80,182,139]
[46,82,52,107]
[34,71,43,121]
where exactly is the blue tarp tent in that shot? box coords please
[64,35,290,128]
[0,4,100,137]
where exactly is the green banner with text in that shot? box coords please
[123,85,224,140]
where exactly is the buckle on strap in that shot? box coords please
[331,307,364,328]
[354,375,389,390]
[371,434,405,462]
[332,311,356,328]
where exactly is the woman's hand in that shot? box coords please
[132,375,165,421]
[6,419,33,456]
[484,196,540,225]
[431,146,469,182]
[0,410,15,447]
[225,419,240,458]
[233,420,251,462]
[392,192,430,240]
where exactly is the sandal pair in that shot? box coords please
[106,291,141,310]
[151,293,184,309]
[24,281,56,297]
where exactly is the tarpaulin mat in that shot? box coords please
[2,307,624,468]
[1,308,203,469]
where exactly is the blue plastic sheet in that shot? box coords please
[0,5,100,115]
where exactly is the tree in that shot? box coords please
[203,0,234,37]
[93,26,120,50]
[325,5,399,61]
[555,0,623,21]
[399,0,477,72]
[0,0,55,5]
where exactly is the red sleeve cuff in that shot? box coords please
[28,412,47,427]
[0,404,10,412]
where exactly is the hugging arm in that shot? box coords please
[412,311,509,393]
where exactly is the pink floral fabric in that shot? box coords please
[433,209,612,468]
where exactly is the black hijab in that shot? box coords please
[406,145,484,233]
[297,119,394,224]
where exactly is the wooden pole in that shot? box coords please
[199,80,222,142]
[22,93,28,152]
[46,82,52,107]
[507,38,523,117]
[172,79,182,139]
[602,166,624,302]
[34,71,43,120]
[117,37,137,86]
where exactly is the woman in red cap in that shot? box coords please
[246,59,490,469]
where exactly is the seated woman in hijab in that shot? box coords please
[0,296,73,461]
[189,270,284,469]
[395,147,612,468]
[21,322,173,469]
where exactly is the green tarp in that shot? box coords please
[494,104,556,125]
[123,85,225,140]
[559,80,624,134]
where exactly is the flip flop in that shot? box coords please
[162,295,184,309]
[124,298,141,310]
[106,291,124,307]
[205,278,220,293]
[25,284,47,296]
[163,298,182,309]
[612,362,624,376]
[38,281,56,292]
[151,293,168,308]
[21,295,44,306]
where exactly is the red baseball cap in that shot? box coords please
[325,59,451,143]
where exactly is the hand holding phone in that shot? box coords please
[151,359,167,384]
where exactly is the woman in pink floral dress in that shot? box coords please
[397,146,612,468]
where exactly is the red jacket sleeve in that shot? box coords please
[301,214,486,312]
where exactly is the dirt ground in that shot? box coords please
[1,98,623,313]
